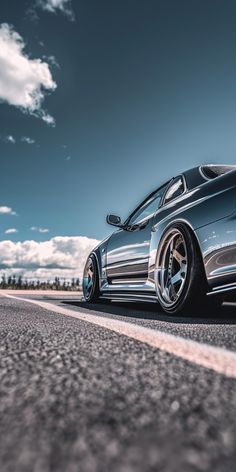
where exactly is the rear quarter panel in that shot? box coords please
[149,170,236,286]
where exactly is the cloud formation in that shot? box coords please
[0,206,17,216]
[5,135,16,144]
[0,23,57,125]
[5,228,18,234]
[36,0,75,21]
[0,236,98,280]
[21,137,35,144]
[30,226,49,233]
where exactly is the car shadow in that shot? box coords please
[61,299,236,325]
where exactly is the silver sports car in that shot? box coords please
[83,164,236,314]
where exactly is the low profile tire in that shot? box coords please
[155,223,221,315]
[83,254,100,302]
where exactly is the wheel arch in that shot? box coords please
[154,218,208,287]
[90,250,100,271]
[89,249,103,288]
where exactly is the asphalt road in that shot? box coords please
[0,294,236,472]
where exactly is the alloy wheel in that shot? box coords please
[83,257,95,301]
[156,228,188,308]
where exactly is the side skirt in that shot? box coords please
[100,292,158,304]
[207,281,236,296]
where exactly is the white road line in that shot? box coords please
[224,301,236,307]
[4,294,236,380]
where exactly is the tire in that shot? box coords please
[155,223,221,315]
[82,254,100,302]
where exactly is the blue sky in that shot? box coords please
[1,0,236,279]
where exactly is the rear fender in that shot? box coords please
[195,212,236,288]
[149,218,205,284]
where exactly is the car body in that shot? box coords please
[83,164,236,314]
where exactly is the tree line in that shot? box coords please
[0,275,81,291]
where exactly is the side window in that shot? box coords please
[163,176,185,205]
[128,185,167,226]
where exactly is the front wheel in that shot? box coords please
[155,223,221,315]
[83,254,100,302]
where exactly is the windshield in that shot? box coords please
[127,183,169,226]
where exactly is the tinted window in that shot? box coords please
[163,176,185,204]
[128,185,167,226]
[201,165,236,180]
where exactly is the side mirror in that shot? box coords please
[106,214,122,227]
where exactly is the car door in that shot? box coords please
[105,183,169,281]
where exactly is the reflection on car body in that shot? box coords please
[83,165,236,314]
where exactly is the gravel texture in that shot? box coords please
[0,296,236,472]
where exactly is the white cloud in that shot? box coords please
[5,135,16,144]
[0,235,99,280]
[0,23,57,125]
[43,55,60,69]
[0,206,17,216]
[30,226,49,233]
[41,113,55,126]
[5,228,18,234]
[36,0,75,20]
[21,136,35,144]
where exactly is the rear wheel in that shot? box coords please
[83,254,100,302]
[155,223,221,314]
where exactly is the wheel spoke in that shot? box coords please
[83,258,95,299]
[173,249,185,265]
[87,279,93,291]
[156,228,188,307]
[180,261,187,275]
[167,280,176,300]
[170,270,182,286]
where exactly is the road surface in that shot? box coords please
[0,292,236,472]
